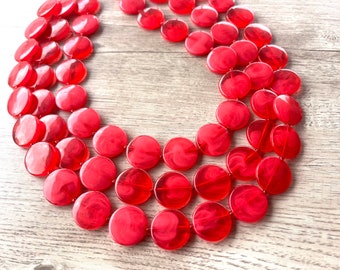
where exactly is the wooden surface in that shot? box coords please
[0,0,339,269]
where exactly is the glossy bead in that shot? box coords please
[244,62,274,90]
[210,21,239,45]
[185,31,214,56]
[250,89,277,119]
[226,5,254,29]
[76,0,101,15]
[71,14,100,36]
[151,210,191,250]
[56,59,87,85]
[191,5,218,28]
[67,108,101,138]
[8,61,35,89]
[194,164,231,201]
[273,95,303,125]
[196,123,231,156]
[207,46,237,74]
[229,185,268,223]
[40,114,68,144]
[32,89,56,118]
[150,0,167,3]
[38,41,63,65]
[230,40,258,67]
[219,70,251,99]
[163,137,199,171]
[244,23,272,48]
[192,202,232,242]
[226,146,262,180]
[58,0,78,17]
[246,119,274,153]
[46,18,71,41]
[154,172,192,209]
[161,19,189,42]
[271,125,301,159]
[15,39,41,62]
[216,100,250,130]
[33,65,57,90]
[119,0,146,15]
[258,45,289,71]
[63,36,93,60]
[55,84,88,112]
[256,157,292,195]
[80,156,117,191]
[25,17,48,39]
[271,69,301,95]
[72,191,112,230]
[208,0,235,13]
[37,0,62,18]
[93,125,128,158]
[56,137,90,170]
[7,87,35,118]
[115,168,153,205]
[24,142,60,176]
[168,0,195,15]
[109,206,148,246]
[126,135,161,170]
[43,168,82,206]
[12,114,46,147]
[137,8,165,30]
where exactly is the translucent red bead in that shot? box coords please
[161,19,189,42]
[137,8,165,30]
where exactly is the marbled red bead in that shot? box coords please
[161,19,189,42]
[271,69,301,95]
[76,0,101,15]
[37,0,62,18]
[15,39,41,62]
[191,5,218,28]
[230,40,258,67]
[58,0,78,17]
[55,84,88,112]
[216,100,250,130]
[7,87,36,118]
[32,89,56,118]
[119,0,146,15]
[210,21,239,45]
[271,125,301,159]
[246,119,274,153]
[150,0,167,3]
[250,89,277,119]
[258,45,289,71]
[8,61,35,89]
[38,41,63,65]
[45,18,71,42]
[273,95,303,125]
[67,108,101,138]
[207,46,237,74]
[40,114,68,144]
[208,0,235,13]
[33,65,57,90]
[226,5,254,29]
[56,59,87,84]
[219,70,251,99]
[63,36,94,60]
[244,23,272,48]
[137,8,165,30]
[244,62,274,90]
[71,14,100,36]
[185,31,214,56]
[25,17,49,39]
[168,0,195,15]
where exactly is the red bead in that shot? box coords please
[119,0,145,15]
[56,59,87,84]
[40,114,68,144]
[76,0,101,15]
[210,21,239,45]
[244,23,272,48]
[191,5,218,28]
[256,157,292,195]
[43,168,82,206]
[151,210,191,250]
[185,31,214,56]
[192,202,233,242]
[271,125,301,159]
[63,36,94,60]
[58,0,78,17]
[46,18,71,41]
[161,19,189,42]
[24,142,60,176]
[168,0,195,15]
[71,14,100,36]
[244,62,274,90]
[38,41,63,65]
[7,87,36,118]
[109,206,148,246]
[93,125,128,158]
[67,108,101,138]
[150,0,167,3]
[55,84,88,112]
[33,65,57,90]
[25,17,49,39]
[163,137,199,171]
[56,137,90,170]
[8,61,35,89]
[226,5,254,29]
[250,89,277,119]
[216,100,250,130]
[37,0,62,18]
[126,135,161,170]
[12,114,46,147]
[258,45,289,71]
[273,95,303,125]
[194,165,232,201]
[246,119,274,153]
[229,185,268,223]
[230,40,258,67]
[137,8,165,30]
[208,0,235,13]
[72,191,112,230]
[196,123,231,156]
[15,39,41,62]
[32,89,56,118]
[154,172,192,209]
[271,69,301,95]
[207,46,237,74]
[226,146,262,180]
[80,156,117,191]
[115,168,153,205]
[218,70,251,99]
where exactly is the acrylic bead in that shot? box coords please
[119,0,146,15]
[185,31,214,56]
[244,23,272,48]
[226,5,254,29]
[25,17,49,39]
[150,0,167,3]
[161,19,189,42]
[55,84,88,112]
[273,95,303,125]
[76,0,101,15]
[137,8,165,30]
[71,14,100,36]
[56,59,87,84]
[271,69,301,95]
[67,108,101,138]
[258,45,289,71]
[63,36,94,60]
[33,65,57,90]
[210,21,239,45]
[8,61,35,89]
[250,89,277,119]
[46,18,71,41]
[246,119,274,153]
[58,0,78,17]
[208,0,235,13]
[40,114,68,144]
[15,39,41,62]
[38,41,63,65]
[216,100,250,130]
[271,125,301,159]
[191,5,218,28]
[32,89,56,118]
[206,46,237,74]
[37,0,62,18]
[218,70,251,99]
[7,87,36,118]
[230,40,258,67]
[244,62,274,90]
[168,0,195,15]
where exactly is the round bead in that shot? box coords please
[271,125,301,159]
[56,137,90,170]
[15,39,41,62]
[71,14,99,36]
[244,62,274,90]
[192,202,233,242]
[271,69,301,95]
[210,21,239,45]
[273,95,303,125]
[230,40,258,67]
[43,168,82,206]
[33,65,57,90]
[226,5,254,29]
[37,0,62,18]
[250,89,277,119]
[193,164,231,201]
[160,19,189,42]
[185,31,214,56]
[126,135,161,170]
[55,84,88,112]
[8,61,35,89]
[163,137,199,171]
[93,125,128,158]
[72,191,111,230]
[168,0,195,15]
[40,114,68,144]
[46,18,71,41]
[137,8,165,30]
[256,157,292,195]
[216,100,250,130]
[25,17,48,39]
[226,146,262,180]
[208,0,235,13]
[115,168,153,205]
[207,46,237,74]
[63,36,93,60]
[119,0,146,15]
[7,87,35,118]
[219,70,251,99]
[67,108,101,138]
[229,185,268,223]
[56,59,87,85]
[150,0,167,3]
[246,119,274,153]
[244,23,272,48]
[32,89,56,118]
[151,210,191,250]
[258,45,289,71]
[24,142,60,177]
[38,41,63,65]
[76,0,101,15]
[196,123,231,156]
[58,0,78,17]
[109,206,148,246]
[154,172,192,209]
[191,5,218,28]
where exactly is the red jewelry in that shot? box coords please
[7,0,303,250]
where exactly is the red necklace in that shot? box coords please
[7,0,302,250]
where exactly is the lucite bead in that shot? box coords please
[137,8,165,30]
[149,0,167,3]
[8,61,35,89]
[244,62,274,90]
[40,114,68,144]
[38,41,63,65]
[168,0,195,15]
[250,89,277,119]
[210,21,239,45]
[63,36,94,60]
[7,87,36,118]
[258,45,289,71]
[244,23,272,48]
[67,108,101,138]
[191,5,218,28]
[216,100,250,130]
[25,17,49,39]
[230,40,258,67]
[33,65,57,90]
[208,0,235,13]
[71,14,100,36]
[119,0,146,15]
[37,0,62,18]
[32,89,56,118]
[15,39,41,62]
[46,18,71,41]
[270,125,301,159]
[55,84,88,112]
[58,0,78,17]
[206,46,237,74]
[226,5,254,29]
[56,59,87,84]
[273,95,303,125]
[76,0,101,15]
[185,31,214,56]
[271,69,301,95]
[218,70,251,99]
[161,19,189,42]
[246,119,274,153]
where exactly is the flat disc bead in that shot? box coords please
[229,185,268,223]
[258,45,289,70]
[137,8,165,30]
[32,89,56,118]
[219,70,251,99]
[43,168,82,206]
[271,125,301,159]
[40,114,68,144]
[191,5,218,28]
[194,165,232,201]
[154,172,192,209]
[246,120,274,153]
[250,89,277,119]
[192,202,233,242]
[8,61,35,89]
[71,14,99,36]
[72,191,112,230]
[207,46,237,74]
[7,87,35,118]
[150,0,167,3]
[46,18,71,41]
[161,19,189,42]
[244,23,272,48]
[210,22,239,45]
[38,41,63,65]
[244,62,274,90]
[216,100,250,130]
[230,40,258,67]
[63,36,93,60]
[67,108,101,138]
[185,31,214,56]
[208,0,235,13]
[226,5,254,29]
[58,0,78,17]
[37,0,62,18]
[15,39,41,62]
[115,168,153,205]
[273,95,303,125]
[168,0,195,15]
[56,84,88,112]
[151,210,191,250]
[271,69,301,95]
[33,65,57,90]
[76,0,101,15]
[25,17,49,39]
[119,0,146,15]
[256,157,292,195]
[56,59,87,85]
[109,206,148,246]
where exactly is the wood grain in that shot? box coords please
[0,0,339,269]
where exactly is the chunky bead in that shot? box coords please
[76,0,101,15]
[226,5,254,29]
[219,70,251,99]
[207,46,237,74]
[67,108,101,138]
[63,36,94,60]
[208,0,235,13]
[230,40,258,67]
[40,114,68,144]
[250,89,277,119]
[7,87,36,118]
[246,119,274,153]
[244,23,272,48]
[161,19,189,42]
[185,31,214,56]
[37,0,62,18]
[32,89,56,118]
[46,18,71,41]
[137,7,165,30]
[58,0,78,17]
[270,125,301,159]
[273,95,303,125]
[210,21,239,45]
[258,45,289,71]
[8,61,35,89]
[216,100,250,130]
[33,65,57,90]
[244,62,274,90]
[119,0,145,15]
[25,17,49,39]
[38,41,63,65]
[191,5,218,28]
[71,14,100,36]
[271,69,301,95]
[15,39,41,62]
[56,59,87,84]
[55,84,88,112]
[168,0,195,15]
